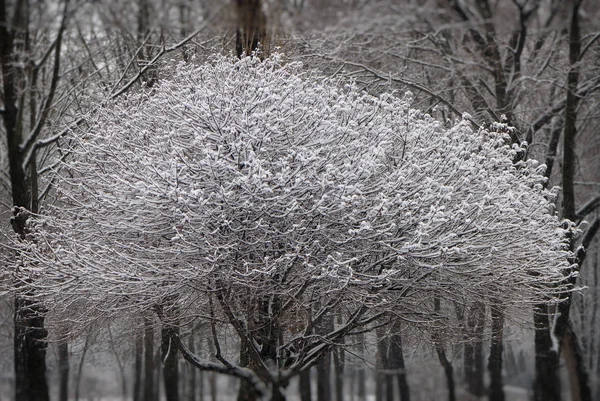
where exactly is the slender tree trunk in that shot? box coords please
[237,335,257,401]
[388,322,410,401]
[299,368,312,401]
[465,303,485,397]
[58,336,69,401]
[333,341,345,401]
[188,334,197,401]
[488,307,505,401]
[162,321,180,401]
[434,299,456,401]
[533,304,560,401]
[356,334,366,401]
[75,335,91,401]
[435,345,456,401]
[375,329,386,401]
[154,346,161,401]
[134,328,144,401]
[107,325,128,400]
[561,324,591,401]
[317,313,333,401]
[143,317,156,401]
[207,338,217,401]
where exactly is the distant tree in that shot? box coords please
[12,55,574,400]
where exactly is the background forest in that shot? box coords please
[0,1,599,401]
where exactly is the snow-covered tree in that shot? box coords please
[11,54,574,399]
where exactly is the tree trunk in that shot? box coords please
[134,328,144,401]
[74,334,91,401]
[356,334,366,401]
[375,329,386,401]
[299,368,312,401]
[58,337,69,401]
[333,340,345,401]
[434,299,456,401]
[317,313,333,401]
[488,307,505,401]
[235,0,268,57]
[187,334,197,401]
[237,335,257,401]
[1,2,50,399]
[435,345,456,401]
[207,338,217,401]
[561,324,591,401]
[388,322,410,401]
[143,317,156,401]
[533,304,560,401]
[465,303,485,397]
[556,3,592,400]
[162,322,180,401]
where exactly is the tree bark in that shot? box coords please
[555,2,592,400]
[333,341,345,401]
[143,317,156,401]
[1,1,50,400]
[465,303,485,397]
[533,304,560,401]
[299,368,312,401]
[317,313,333,401]
[133,328,144,401]
[74,334,91,401]
[162,322,180,401]
[388,323,410,401]
[434,299,455,401]
[435,345,456,401]
[58,337,69,401]
[187,334,197,401]
[235,0,268,57]
[375,329,386,401]
[237,334,257,401]
[356,334,366,401]
[488,307,505,401]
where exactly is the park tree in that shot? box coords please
[6,54,575,400]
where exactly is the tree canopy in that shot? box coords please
[10,54,575,396]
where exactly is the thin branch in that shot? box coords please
[25,6,221,164]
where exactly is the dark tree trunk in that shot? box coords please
[356,334,366,401]
[58,337,69,401]
[1,2,50,400]
[235,0,268,57]
[562,324,591,401]
[237,335,257,401]
[187,334,197,401]
[533,304,560,401]
[333,340,345,401]
[465,303,485,397]
[134,328,144,401]
[375,329,386,401]
[388,323,410,401]
[434,299,456,401]
[435,345,456,401]
[207,338,217,401]
[74,334,91,401]
[162,322,180,401]
[317,313,333,401]
[299,368,312,401]
[488,307,505,401]
[143,317,156,401]
[555,2,592,400]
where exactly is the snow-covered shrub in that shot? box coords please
[12,54,573,392]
